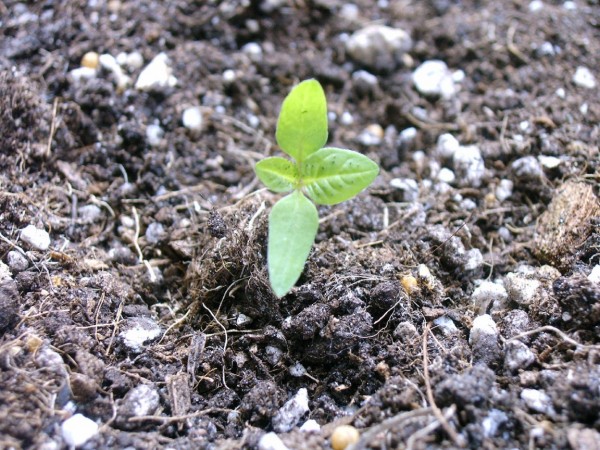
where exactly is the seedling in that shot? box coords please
[255,79,379,297]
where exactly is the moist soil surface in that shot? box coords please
[1,1,600,449]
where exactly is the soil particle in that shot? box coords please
[239,380,284,426]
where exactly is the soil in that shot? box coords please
[1,1,599,449]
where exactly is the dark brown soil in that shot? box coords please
[1,1,599,449]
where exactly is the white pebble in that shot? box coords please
[68,67,97,83]
[99,53,131,89]
[146,123,164,146]
[120,318,162,353]
[521,389,554,415]
[471,281,508,314]
[399,127,417,143]
[346,24,412,71]
[273,388,310,433]
[390,178,419,202]
[433,316,458,335]
[588,265,600,284]
[436,133,460,159]
[242,42,263,62]
[352,69,378,86]
[61,414,98,448]
[121,384,160,417]
[538,155,561,169]
[145,222,165,244]
[563,1,576,10]
[78,204,103,223]
[7,250,29,272]
[505,273,541,306]
[453,145,485,187]
[135,53,177,91]
[505,340,536,371]
[182,106,203,131]
[573,66,596,89]
[511,156,543,180]
[258,432,290,450]
[223,69,236,83]
[300,419,321,433]
[464,248,484,271]
[495,179,514,202]
[340,3,360,21]
[437,167,455,184]
[340,111,354,126]
[247,113,260,129]
[289,362,307,377]
[555,87,566,98]
[528,0,544,12]
[469,314,498,345]
[20,225,50,251]
[482,409,509,438]
[357,124,384,146]
[412,60,458,99]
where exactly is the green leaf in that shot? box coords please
[302,147,379,205]
[275,79,328,163]
[255,157,299,193]
[268,191,319,297]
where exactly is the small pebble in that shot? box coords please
[521,388,555,415]
[563,1,576,10]
[120,317,162,353]
[145,222,165,245]
[588,265,600,284]
[20,225,50,251]
[436,133,460,159]
[265,345,284,366]
[61,414,98,448]
[340,111,354,126]
[119,384,160,418]
[242,42,263,62]
[390,178,419,202]
[399,127,417,144]
[99,53,131,89]
[413,60,458,99]
[135,53,177,90]
[453,145,485,187]
[289,362,307,377]
[433,316,458,335]
[469,314,501,366]
[464,248,484,271]
[258,432,289,450]
[81,51,100,69]
[528,0,544,12]
[331,425,360,450]
[511,156,543,180]
[573,66,596,89]
[345,24,412,71]
[471,281,508,314]
[7,250,29,273]
[495,179,514,202]
[272,388,309,433]
[146,123,164,146]
[538,155,561,169]
[555,87,566,98]
[505,340,536,372]
[68,67,97,83]
[482,409,509,438]
[300,419,320,433]
[357,124,384,146]
[505,273,541,306]
[182,106,203,131]
[223,69,236,83]
[437,167,455,184]
[78,204,103,224]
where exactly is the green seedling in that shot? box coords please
[255,79,379,297]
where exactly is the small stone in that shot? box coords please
[464,248,484,271]
[223,69,236,83]
[61,414,98,447]
[413,60,458,99]
[453,145,485,187]
[511,156,543,180]
[81,51,100,69]
[588,265,600,284]
[437,167,455,184]
[495,179,514,202]
[300,419,320,433]
[78,204,103,224]
[563,1,577,10]
[556,87,566,98]
[352,69,378,86]
[7,250,29,273]
[528,0,544,12]
[469,314,501,366]
[390,178,419,202]
[331,424,360,450]
[120,317,162,353]
[505,273,541,306]
[99,53,131,89]
[258,432,290,450]
[521,388,554,415]
[393,321,419,343]
[146,123,164,146]
[135,53,177,90]
[265,345,284,366]
[399,127,417,144]
[145,222,165,245]
[182,106,203,131]
[482,409,509,438]
[289,362,307,377]
[538,155,561,169]
[340,111,354,126]
[260,0,286,13]
[68,67,97,83]
[357,123,384,146]
[471,281,508,314]
[568,428,600,450]
[339,3,360,21]
[433,316,458,335]
[242,42,263,62]
[436,133,460,159]
[345,24,412,71]
[20,225,50,251]
[272,388,310,433]
[505,340,536,372]
[573,66,596,89]
[119,384,160,418]
[125,51,144,70]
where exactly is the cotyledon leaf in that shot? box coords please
[268,191,319,297]
[255,157,299,193]
[302,147,379,205]
[275,79,328,163]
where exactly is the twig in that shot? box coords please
[406,405,457,450]
[422,323,466,447]
[507,23,529,64]
[45,97,60,158]
[505,325,600,351]
[201,303,230,390]
[128,408,232,423]
[131,206,144,263]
